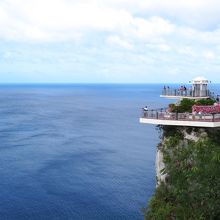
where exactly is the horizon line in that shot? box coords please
[0,82,220,85]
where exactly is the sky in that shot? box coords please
[0,0,220,83]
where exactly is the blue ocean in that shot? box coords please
[0,84,218,220]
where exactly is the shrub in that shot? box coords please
[169,98,216,113]
[144,130,220,220]
[195,98,215,106]
[169,99,195,113]
[178,98,195,113]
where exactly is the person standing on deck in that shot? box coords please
[143,106,148,117]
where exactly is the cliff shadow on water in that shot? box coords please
[144,125,220,220]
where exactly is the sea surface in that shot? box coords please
[0,84,219,220]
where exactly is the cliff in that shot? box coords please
[144,126,220,220]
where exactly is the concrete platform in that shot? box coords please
[140,117,220,127]
[160,95,210,100]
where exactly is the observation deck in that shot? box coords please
[160,88,212,99]
[161,76,213,100]
[140,109,220,127]
[140,76,220,127]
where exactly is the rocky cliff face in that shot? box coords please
[156,127,208,186]
[144,126,220,220]
[156,148,166,186]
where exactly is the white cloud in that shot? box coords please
[3,51,12,59]
[0,0,135,42]
[145,43,171,52]
[1,0,220,83]
[177,46,196,57]
[1,0,219,43]
[203,51,215,60]
[130,17,174,42]
[106,35,133,50]
[104,0,220,29]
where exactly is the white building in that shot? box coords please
[161,76,211,100]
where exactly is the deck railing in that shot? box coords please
[141,109,220,122]
[161,89,213,98]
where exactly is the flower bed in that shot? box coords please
[192,104,220,114]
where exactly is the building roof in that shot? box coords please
[192,76,209,84]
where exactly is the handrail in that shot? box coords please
[161,88,213,98]
[141,109,220,122]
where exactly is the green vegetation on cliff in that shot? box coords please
[169,98,215,113]
[144,126,220,220]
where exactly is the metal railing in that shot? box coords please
[141,109,220,122]
[161,89,213,98]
